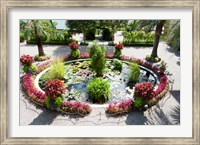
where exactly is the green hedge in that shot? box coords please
[122,31,154,45]
[26,39,77,45]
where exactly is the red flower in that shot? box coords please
[61,101,91,115]
[20,55,34,65]
[45,79,66,100]
[134,82,155,101]
[115,43,124,50]
[106,99,133,114]
[69,42,79,50]
[80,52,89,58]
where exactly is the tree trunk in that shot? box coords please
[34,25,45,56]
[151,20,165,58]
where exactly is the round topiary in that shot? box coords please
[112,59,122,71]
[87,78,110,104]
[134,82,155,102]
[45,79,66,100]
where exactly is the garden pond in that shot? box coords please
[38,59,159,105]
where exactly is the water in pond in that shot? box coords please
[60,60,158,104]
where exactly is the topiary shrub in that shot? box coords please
[134,82,155,102]
[45,79,66,109]
[114,43,123,59]
[69,41,80,59]
[87,78,110,104]
[88,41,106,77]
[45,79,66,100]
[112,59,122,71]
[20,55,36,73]
[128,62,140,84]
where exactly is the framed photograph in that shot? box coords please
[0,0,199,144]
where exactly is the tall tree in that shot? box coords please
[137,20,166,58]
[24,20,53,56]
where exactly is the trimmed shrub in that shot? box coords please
[134,82,155,102]
[69,41,80,59]
[87,78,110,104]
[45,79,66,100]
[20,55,36,73]
[88,41,106,77]
[129,62,140,84]
[20,55,34,66]
[112,59,122,71]
[114,43,123,59]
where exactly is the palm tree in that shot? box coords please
[137,20,166,58]
[24,20,53,56]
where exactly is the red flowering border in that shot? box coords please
[22,73,46,106]
[105,99,133,115]
[22,52,169,116]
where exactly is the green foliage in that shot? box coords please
[134,97,143,109]
[102,27,112,41]
[87,78,110,104]
[122,31,154,44]
[112,59,122,71]
[23,64,37,73]
[88,41,106,76]
[41,61,65,81]
[88,40,99,57]
[34,54,51,61]
[45,96,51,108]
[66,20,97,40]
[129,62,140,83]
[20,32,25,42]
[126,20,139,31]
[164,20,180,52]
[45,96,62,109]
[55,97,63,107]
[23,20,71,44]
[71,49,80,59]
[114,50,122,59]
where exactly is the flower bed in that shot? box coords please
[21,53,169,116]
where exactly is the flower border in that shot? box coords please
[21,52,169,116]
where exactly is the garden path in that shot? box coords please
[20,42,180,125]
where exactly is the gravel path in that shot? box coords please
[20,42,180,125]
